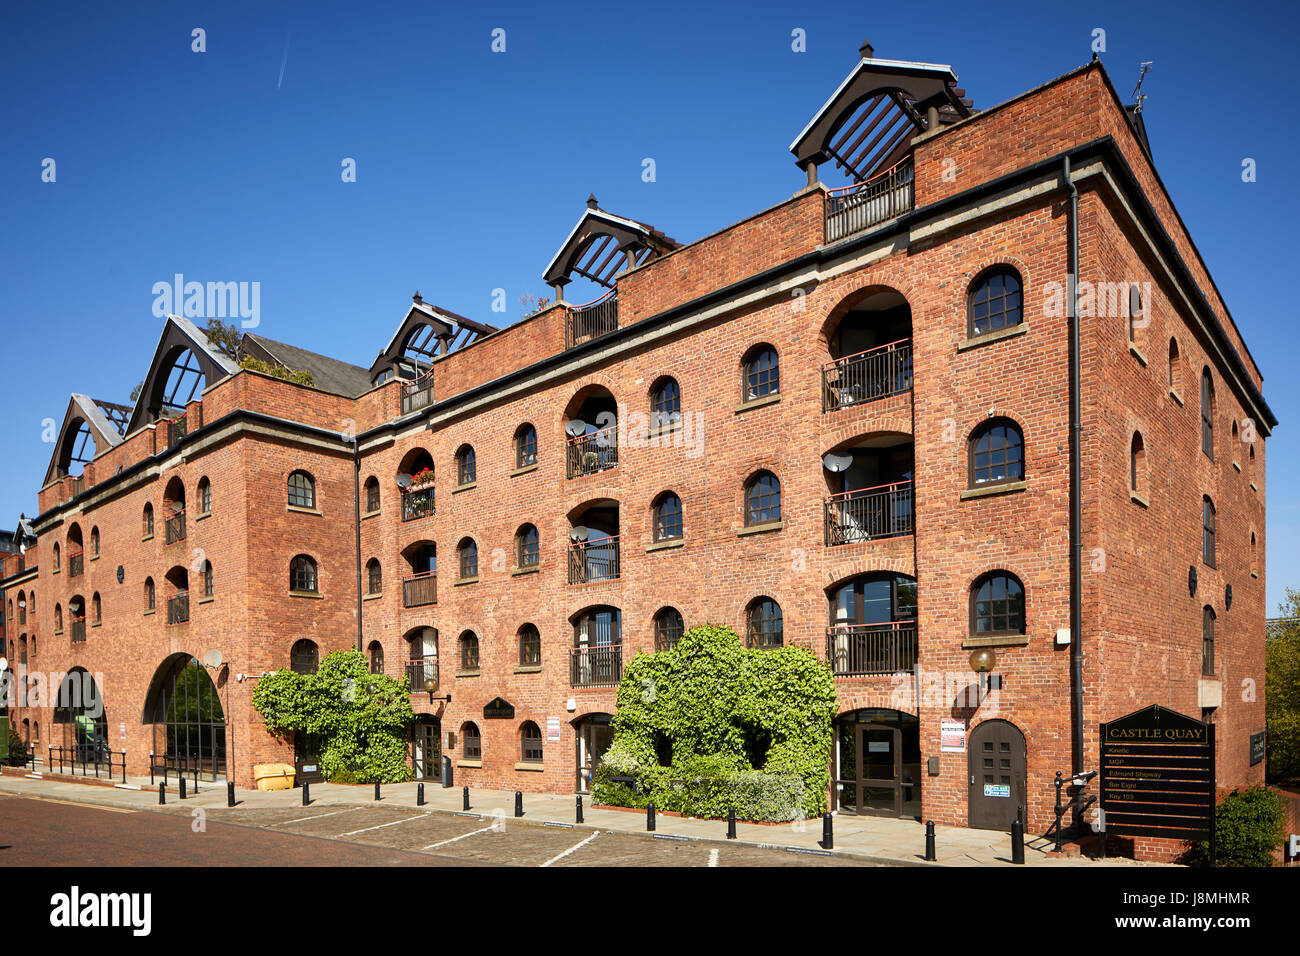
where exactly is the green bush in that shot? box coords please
[1185,787,1286,867]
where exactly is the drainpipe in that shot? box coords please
[1063,156,1085,819]
[352,438,363,653]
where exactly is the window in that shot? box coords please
[1130,432,1146,497]
[1202,497,1216,568]
[364,476,381,513]
[969,419,1025,487]
[516,523,540,568]
[92,593,101,625]
[368,640,384,675]
[519,624,541,666]
[460,632,480,670]
[1201,369,1215,458]
[745,598,783,649]
[202,560,214,598]
[968,267,1023,336]
[290,639,319,675]
[653,492,683,541]
[521,721,543,763]
[54,603,63,633]
[290,554,319,593]
[456,445,477,485]
[1168,338,1180,390]
[52,543,60,573]
[144,577,155,611]
[462,723,482,759]
[1128,284,1145,344]
[970,571,1026,637]
[366,558,382,594]
[654,606,685,651]
[288,470,316,509]
[90,526,100,558]
[515,423,538,469]
[458,538,478,580]
[744,471,781,526]
[742,345,780,401]
[197,477,212,514]
[650,377,681,429]
[1202,606,1216,677]
[143,503,154,538]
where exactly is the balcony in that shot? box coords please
[401,486,435,521]
[70,618,86,644]
[824,159,913,244]
[822,339,913,412]
[405,658,439,693]
[167,592,190,625]
[570,643,623,688]
[568,537,620,585]
[566,290,618,349]
[825,622,917,676]
[824,481,914,546]
[164,510,186,544]
[68,550,84,578]
[566,427,618,479]
[401,372,434,414]
[402,571,438,608]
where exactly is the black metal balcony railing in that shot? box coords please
[566,426,618,478]
[570,643,623,688]
[824,158,914,243]
[402,572,437,608]
[822,339,914,411]
[825,622,918,676]
[568,537,620,585]
[70,618,86,644]
[566,290,618,349]
[165,510,186,544]
[167,592,190,625]
[405,658,439,693]
[401,371,434,414]
[401,486,435,521]
[68,550,84,578]
[824,480,915,546]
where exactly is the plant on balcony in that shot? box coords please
[591,624,836,821]
[410,468,434,487]
[238,355,315,387]
[252,650,416,784]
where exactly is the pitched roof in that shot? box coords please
[241,333,374,398]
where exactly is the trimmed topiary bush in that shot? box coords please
[1185,786,1286,867]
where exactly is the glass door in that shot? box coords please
[857,724,902,816]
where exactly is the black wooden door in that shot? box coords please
[967,720,1027,831]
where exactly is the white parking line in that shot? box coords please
[422,823,499,850]
[340,812,430,837]
[540,831,600,867]
[271,807,362,827]
[708,848,719,867]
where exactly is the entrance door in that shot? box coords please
[413,718,441,780]
[967,720,1027,831]
[856,724,902,816]
[576,715,614,793]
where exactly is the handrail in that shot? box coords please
[821,336,912,370]
[568,287,617,312]
[825,156,915,197]
[566,424,616,445]
[826,479,912,501]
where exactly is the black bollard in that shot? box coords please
[463,786,470,811]
[374,781,382,801]
[647,802,656,832]
[179,775,187,800]
[514,791,524,818]
[227,782,236,808]
[302,781,310,806]
[821,812,834,850]
[1011,809,1025,865]
[576,794,584,824]
[417,782,425,807]
[727,807,737,840]
[924,820,936,861]
[158,782,166,805]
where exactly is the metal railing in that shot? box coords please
[822,338,913,411]
[70,618,87,644]
[401,371,434,414]
[68,550,84,578]
[165,509,186,544]
[825,159,914,243]
[568,536,620,585]
[825,621,918,676]
[824,480,915,545]
[150,752,225,785]
[48,745,127,782]
[566,290,618,349]
[566,426,618,478]
[1048,769,1098,853]
[402,572,437,608]
[570,643,623,687]
[405,658,440,692]
[167,592,190,624]
[401,486,435,521]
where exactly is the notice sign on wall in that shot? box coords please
[547,717,561,742]
[940,719,967,753]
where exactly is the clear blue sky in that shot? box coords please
[2,0,1296,611]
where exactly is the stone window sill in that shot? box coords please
[287,505,322,516]
[960,481,1027,501]
[1251,571,1259,579]
[512,565,540,577]
[143,609,156,616]
[962,635,1029,649]
[1250,482,1258,492]
[361,509,380,520]
[198,596,214,605]
[1170,388,1184,406]
[455,576,479,586]
[511,463,539,477]
[457,759,482,769]
[91,621,102,628]
[1129,344,1148,366]
[735,393,781,414]
[958,322,1029,352]
[89,554,100,561]
[738,521,783,537]
[288,590,324,600]
[453,482,477,494]
[514,664,543,674]
[514,762,545,772]
[363,592,383,601]
[142,534,154,542]
[1232,461,1241,472]
[646,538,685,553]
[456,669,480,679]
[1130,491,1149,508]
[195,511,211,521]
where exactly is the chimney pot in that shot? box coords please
[859,39,874,59]
[586,193,599,209]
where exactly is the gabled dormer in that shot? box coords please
[43,394,132,486]
[125,314,240,434]
[370,294,497,413]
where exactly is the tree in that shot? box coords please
[202,317,242,359]
[1266,591,1300,783]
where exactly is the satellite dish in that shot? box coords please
[202,649,223,668]
[569,525,590,542]
[564,420,588,438]
[0,657,8,672]
[396,473,412,489]
[822,451,853,473]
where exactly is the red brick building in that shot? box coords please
[2,45,1273,857]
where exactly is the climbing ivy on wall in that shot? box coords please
[592,624,837,820]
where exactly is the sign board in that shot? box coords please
[1249,731,1265,767]
[546,718,561,741]
[940,719,966,753]
[984,784,1010,798]
[1100,704,1215,848]
[483,697,515,719]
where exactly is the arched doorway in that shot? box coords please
[833,708,920,819]
[413,716,441,781]
[967,719,1027,831]
[53,667,108,767]
[142,654,226,781]
[574,713,614,793]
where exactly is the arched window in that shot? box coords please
[515,423,538,469]
[92,593,101,625]
[1201,369,1215,458]
[1127,284,1145,344]
[1130,432,1146,497]
[1202,497,1216,568]
[54,603,63,633]
[745,597,783,649]
[653,491,683,541]
[456,445,477,486]
[516,523,540,569]
[654,606,685,651]
[741,344,780,402]
[52,543,60,573]
[197,477,212,515]
[520,721,544,763]
[968,267,1023,336]
[366,558,382,595]
[290,639,319,675]
[458,538,479,580]
[1250,531,1259,577]
[1168,338,1181,391]
[144,577,155,611]
[970,571,1026,637]
[460,631,480,671]
[969,419,1025,487]
[201,560,214,598]
[1202,606,1216,677]
[1249,445,1256,484]
[462,722,482,759]
[650,376,681,429]
[90,526,100,558]
[368,640,385,675]
[290,554,319,593]
[364,476,381,513]
[744,471,781,526]
[288,470,316,509]
[142,503,154,538]
[518,624,541,666]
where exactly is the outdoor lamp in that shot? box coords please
[968,648,1001,701]
[423,675,451,705]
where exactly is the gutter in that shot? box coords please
[1064,155,1086,825]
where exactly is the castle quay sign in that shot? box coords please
[1099,704,1215,851]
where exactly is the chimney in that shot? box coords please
[413,291,423,305]
[859,39,874,60]
[586,193,599,210]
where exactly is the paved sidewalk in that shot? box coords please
[0,770,1158,867]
